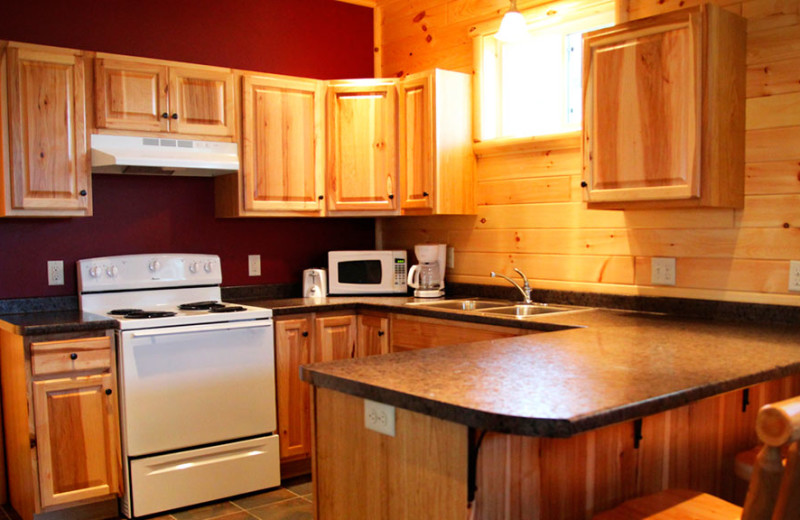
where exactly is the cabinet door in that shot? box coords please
[314,314,357,362]
[583,10,702,203]
[32,373,120,508]
[399,73,434,211]
[5,45,90,214]
[357,313,389,357]
[168,66,235,137]
[274,316,313,460]
[94,58,169,132]
[327,81,398,212]
[242,75,324,212]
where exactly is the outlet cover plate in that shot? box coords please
[651,257,676,286]
[47,260,64,286]
[790,260,800,292]
[364,399,395,437]
[248,255,261,277]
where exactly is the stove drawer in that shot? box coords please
[31,336,112,376]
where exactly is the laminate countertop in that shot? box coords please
[0,310,115,336]
[298,306,800,438]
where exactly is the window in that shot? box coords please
[475,0,615,141]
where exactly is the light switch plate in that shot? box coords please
[248,255,261,277]
[364,399,395,437]
[790,260,800,292]
[447,246,455,269]
[651,257,676,286]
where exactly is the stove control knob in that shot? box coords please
[204,262,214,274]
[89,265,102,278]
[149,260,161,272]
[106,265,119,278]
[189,261,201,274]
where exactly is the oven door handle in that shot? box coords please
[130,320,272,338]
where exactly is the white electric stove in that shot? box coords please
[78,254,280,518]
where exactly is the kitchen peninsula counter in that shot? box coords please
[298,306,800,519]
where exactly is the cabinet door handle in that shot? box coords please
[580,181,588,188]
[388,194,394,200]
[171,113,179,120]
[302,331,309,337]
[70,353,78,360]
[105,388,113,396]
[318,195,324,200]
[378,331,385,336]
[79,190,87,196]
[423,191,429,197]
[161,112,169,119]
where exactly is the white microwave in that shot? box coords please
[328,250,408,295]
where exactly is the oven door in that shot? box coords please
[119,320,276,457]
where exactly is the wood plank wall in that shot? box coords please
[376,0,800,306]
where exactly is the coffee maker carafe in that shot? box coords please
[407,244,446,298]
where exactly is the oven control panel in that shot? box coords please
[78,254,222,292]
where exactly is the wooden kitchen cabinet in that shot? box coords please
[0,330,120,520]
[216,73,325,217]
[399,69,474,215]
[581,4,745,208]
[327,79,399,213]
[314,313,358,361]
[356,312,389,357]
[94,54,236,138]
[0,42,92,217]
[390,314,530,353]
[274,316,313,461]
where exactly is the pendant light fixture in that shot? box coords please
[495,0,528,42]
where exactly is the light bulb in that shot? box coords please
[495,2,528,43]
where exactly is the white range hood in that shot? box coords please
[91,134,239,176]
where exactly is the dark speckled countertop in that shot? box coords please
[298,306,800,438]
[0,310,116,335]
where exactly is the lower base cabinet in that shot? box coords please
[274,311,531,470]
[0,329,120,520]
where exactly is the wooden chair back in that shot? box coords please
[742,396,800,520]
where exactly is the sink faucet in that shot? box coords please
[491,268,532,304]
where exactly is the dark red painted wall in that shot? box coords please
[0,0,375,299]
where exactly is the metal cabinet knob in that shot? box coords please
[422,192,429,197]
[171,113,179,120]
[79,190,87,196]
[105,388,112,396]
[318,195,324,200]
[580,181,588,188]
[388,194,394,200]
[70,353,78,360]
[378,331,385,336]
[302,331,309,337]
[161,112,169,119]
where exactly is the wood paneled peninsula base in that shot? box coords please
[300,309,800,519]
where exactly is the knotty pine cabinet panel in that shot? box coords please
[327,79,399,213]
[314,313,358,362]
[582,4,745,208]
[1,42,91,216]
[389,314,530,353]
[94,58,169,133]
[0,330,119,520]
[356,312,390,357]
[274,316,313,461]
[94,54,235,138]
[399,69,474,215]
[240,74,324,215]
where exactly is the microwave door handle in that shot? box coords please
[131,320,272,338]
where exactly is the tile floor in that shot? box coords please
[1,476,313,520]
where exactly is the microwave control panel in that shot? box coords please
[394,258,407,289]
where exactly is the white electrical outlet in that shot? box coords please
[447,246,455,269]
[47,260,64,286]
[364,399,395,437]
[651,257,676,286]
[248,255,261,277]
[789,260,800,292]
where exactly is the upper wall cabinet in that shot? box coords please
[0,42,91,217]
[399,69,474,215]
[327,79,399,213]
[581,4,746,209]
[95,55,236,139]
[216,73,325,217]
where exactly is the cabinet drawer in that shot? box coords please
[31,337,112,376]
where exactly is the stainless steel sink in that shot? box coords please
[479,304,572,318]
[406,299,509,310]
